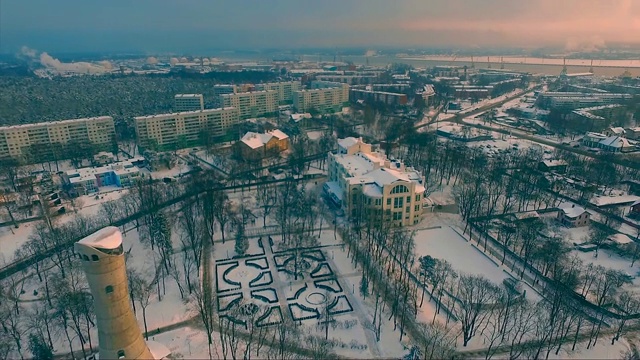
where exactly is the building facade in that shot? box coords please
[256,81,301,104]
[0,116,115,160]
[75,227,154,360]
[238,129,289,160]
[220,90,278,120]
[349,89,408,106]
[324,137,426,227]
[63,159,142,195]
[174,94,204,112]
[134,107,239,150]
[293,82,349,114]
[556,202,590,227]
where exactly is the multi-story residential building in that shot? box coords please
[0,116,115,161]
[220,90,278,120]
[134,107,239,150]
[349,89,408,106]
[293,81,349,114]
[537,92,632,110]
[315,74,379,85]
[63,159,142,195]
[256,81,301,104]
[174,94,204,112]
[324,137,426,227]
[213,85,239,106]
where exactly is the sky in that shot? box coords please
[1,0,640,54]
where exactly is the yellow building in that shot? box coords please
[134,107,239,150]
[0,116,115,160]
[324,137,426,227]
[220,90,278,119]
[75,227,156,360]
[174,94,204,112]
[238,129,289,160]
[257,81,301,104]
[293,81,349,114]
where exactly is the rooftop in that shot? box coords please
[558,202,588,218]
[134,107,236,120]
[77,226,122,250]
[174,94,203,99]
[0,116,113,131]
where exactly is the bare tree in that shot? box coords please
[256,182,276,228]
[130,272,153,340]
[452,274,499,347]
[414,321,457,360]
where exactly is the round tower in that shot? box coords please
[75,226,153,360]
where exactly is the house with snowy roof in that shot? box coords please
[238,129,289,160]
[325,138,427,226]
[556,202,590,227]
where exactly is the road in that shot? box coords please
[424,85,640,170]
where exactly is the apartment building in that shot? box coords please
[174,94,204,112]
[63,159,142,195]
[134,107,239,150]
[220,90,278,119]
[538,92,632,110]
[256,81,301,104]
[293,81,349,114]
[349,89,408,106]
[324,137,426,227]
[0,116,115,160]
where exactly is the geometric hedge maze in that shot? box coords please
[274,248,353,322]
[214,236,353,327]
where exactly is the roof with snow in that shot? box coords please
[542,160,568,168]
[600,136,632,149]
[338,137,360,150]
[269,129,289,140]
[241,132,272,149]
[558,202,588,218]
[77,226,122,250]
[608,233,633,245]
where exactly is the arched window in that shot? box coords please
[117,350,125,359]
[105,285,114,294]
[91,254,99,261]
[82,255,90,261]
[391,185,409,194]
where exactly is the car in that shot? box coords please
[573,144,580,148]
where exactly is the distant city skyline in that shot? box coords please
[2,0,640,53]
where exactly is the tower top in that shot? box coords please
[77,226,122,250]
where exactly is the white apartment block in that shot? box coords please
[220,90,278,119]
[293,82,349,114]
[0,116,115,160]
[174,94,204,112]
[256,81,301,104]
[324,137,426,227]
[134,107,239,150]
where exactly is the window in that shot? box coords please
[117,350,125,359]
[375,199,382,206]
[415,205,420,211]
[391,185,409,194]
[394,197,404,209]
[406,196,411,203]
[82,255,90,261]
[386,198,391,206]
[393,212,402,220]
[406,206,410,213]
[416,195,420,202]
[91,254,99,261]
[105,285,114,294]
